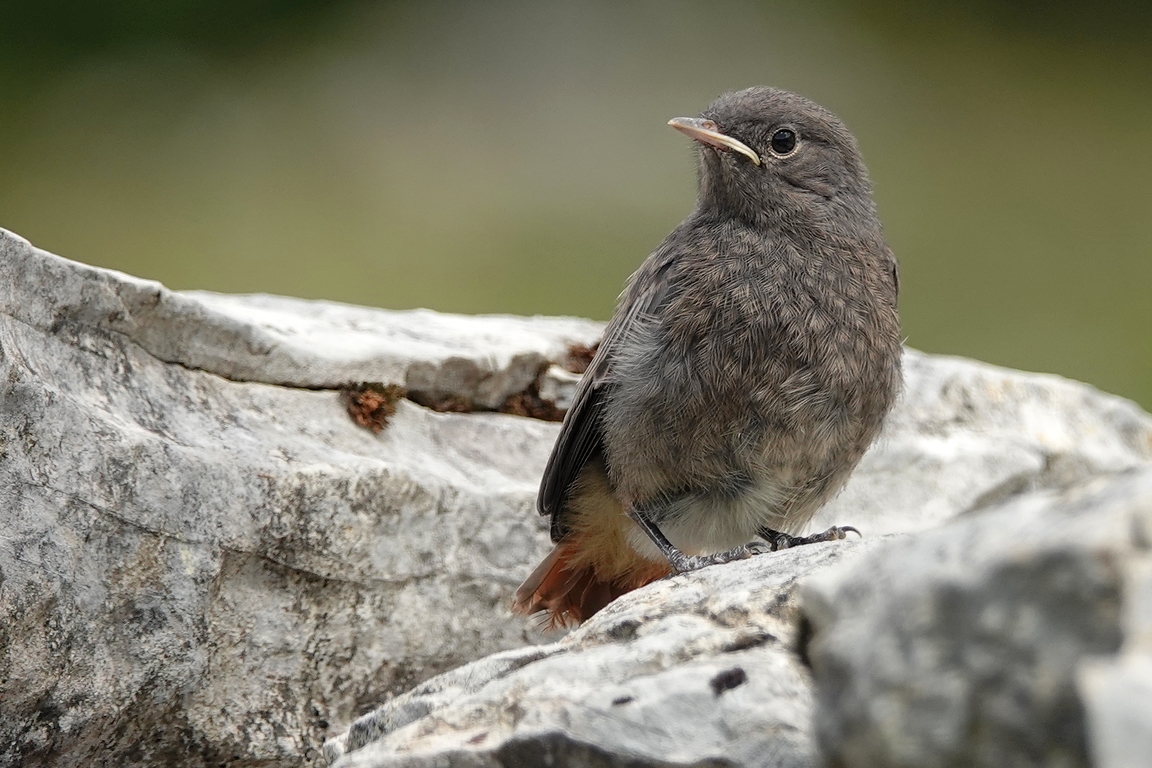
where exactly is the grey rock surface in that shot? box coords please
[0,229,597,767]
[1077,504,1152,768]
[1079,655,1152,768]
[326,469,1152,768]
[811,348,1152,537]
[3,227,602,406]
[324,540,883,768]
[804,467,1152,768]
[4,225,1152,767]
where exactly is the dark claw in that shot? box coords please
[746,541,773,556]
[757,525,862,551]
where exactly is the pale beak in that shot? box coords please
[668,117,761,166]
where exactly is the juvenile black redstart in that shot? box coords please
[514,87,902,627]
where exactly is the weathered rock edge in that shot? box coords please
[324,540,875,768]
[0,228,602,408]
[804,466,1152,768]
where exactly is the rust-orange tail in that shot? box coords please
[512,538,671,629]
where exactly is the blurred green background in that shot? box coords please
[1,0,1150,408]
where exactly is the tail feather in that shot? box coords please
[512,539,670,629]
[515,460,670,628]
[512,544,581,614]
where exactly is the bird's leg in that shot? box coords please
[756,525,861,551]
[627,506,760,575]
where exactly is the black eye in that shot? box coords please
[770,128,797,155]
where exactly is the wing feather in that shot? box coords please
[537,251,678,540]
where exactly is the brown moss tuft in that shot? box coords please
[343,382,406,433]
[500,380,565,422]
[564,342,599,374]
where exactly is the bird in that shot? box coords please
[512,86,902,628]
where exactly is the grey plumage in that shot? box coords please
[518,86,902,626]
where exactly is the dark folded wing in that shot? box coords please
[887,247,900,299]
[537,253,677,540]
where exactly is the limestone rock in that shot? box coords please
[4,225,1152,767]
[1079,655,1152,768]
[1077,503,1152,768]
[803,467,1152,768]
[324,541,883,768]
[811,348,1152,537]
[326,474,1152,768]
[2,228,602,407]
[0,229,596,767]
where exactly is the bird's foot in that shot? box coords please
[666,544,762,575]
[628,506,776,576]
[758,525,861,551]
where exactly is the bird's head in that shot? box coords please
[669,87,875,229]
